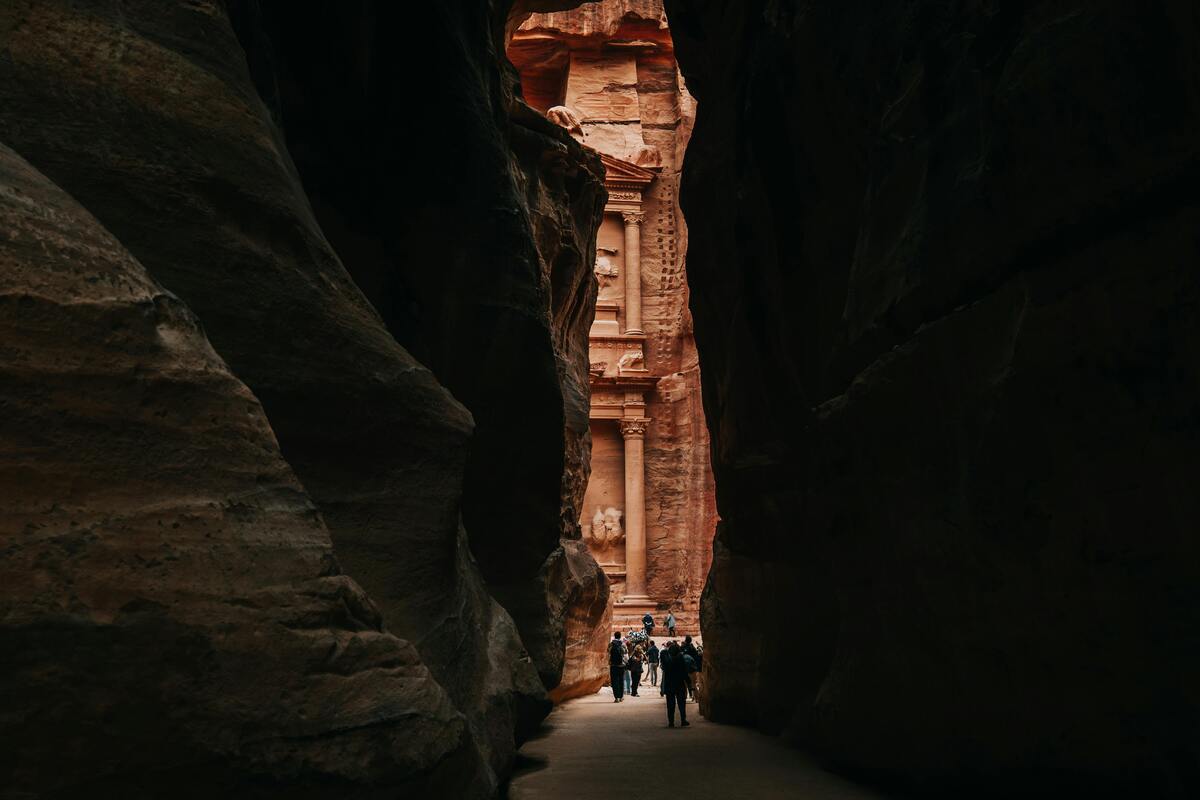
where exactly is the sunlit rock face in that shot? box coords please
[0,0,605,795]
[667,0,1200,796]
[512,0,717,637]
[0,143,480,798]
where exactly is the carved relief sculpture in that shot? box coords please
[546,105,584,139]
[617,349,645,372]
[584,506,624,551]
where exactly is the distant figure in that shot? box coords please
[660,642,690,728]
[623,636,633,696]
[665,612,676,638]
[642,612,655,638]
[646,641,660,687]
[608,632,626,703]
[628,648,644,696]
[681,635,700,699]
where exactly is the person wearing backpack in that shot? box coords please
[660,642,690,727]
[608,631,626,703]
[665,612,676,638]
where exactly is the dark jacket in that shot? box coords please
[660,649,689,693]
[646,645,659,664]
[628,653,643,674]
[608,640,625,666]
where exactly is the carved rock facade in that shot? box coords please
[512,0,717,638]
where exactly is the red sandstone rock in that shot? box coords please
[0,143,479,797]
[0,0,594,793]
[513,0,716,638]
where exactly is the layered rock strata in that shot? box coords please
[233,0,611,696]
[0,143,478,797]
[667,0,1200,796]
[0,0,607,794]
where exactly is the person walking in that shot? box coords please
[660,642,690,728]
[628,648,644,696]
[642,612,655,638]
[646,640,660,687]
[608,632,626,703]
[681,635,699,699]
[622,635,633,696]
[665,612,676,638]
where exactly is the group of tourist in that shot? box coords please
[607,615,703,729]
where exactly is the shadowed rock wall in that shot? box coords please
[667,0,1200,796]
[234,0,610,695]
[0,143,479,798]
[0,0,604,795]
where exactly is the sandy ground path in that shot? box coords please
[507,686,890,799]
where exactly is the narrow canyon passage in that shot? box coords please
[2,1,1198,798]
[509,689,886,800]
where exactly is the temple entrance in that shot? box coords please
[510,0,716,641]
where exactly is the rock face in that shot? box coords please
[233,1,611,696]
[667,0,1200,796]
[513,1,717,635]
[0,0,606,794]
[0,143,478,797]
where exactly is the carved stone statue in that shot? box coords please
[590,508,605,542]
[617,349,645,372]
[603,507,624,545]
[594,254,619,279]
[546,105,584,139]
[630,143,662,168]
[585,506,623,548]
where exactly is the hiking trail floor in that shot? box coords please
[507,685,890,799]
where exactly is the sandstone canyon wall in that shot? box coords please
[667,0,1200,796]
[0,0,605,796]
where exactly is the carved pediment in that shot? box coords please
[600,152,657,188]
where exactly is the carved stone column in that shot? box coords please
[622,211,644,334]
[619,417,649,598]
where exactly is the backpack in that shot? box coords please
[609,640,625,666]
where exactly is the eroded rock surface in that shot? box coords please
[667,1,1200,795]
[234,1,611,695]
[0,0,608,793]
[0,143,478,798]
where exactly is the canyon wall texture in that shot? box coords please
[667,0,1200,796]
[0,0,604,795]
[234,0,610,696]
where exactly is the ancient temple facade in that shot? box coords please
[511,1,716,635]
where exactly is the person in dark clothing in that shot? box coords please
[642,612,655,638]
[660,642,690,728]
[681,635,700,701]
[628,648,644,696]
[646,641,660,686]
[608,632,626,703]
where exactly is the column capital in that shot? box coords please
[621,211,645,226]
[618,418,650,439]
